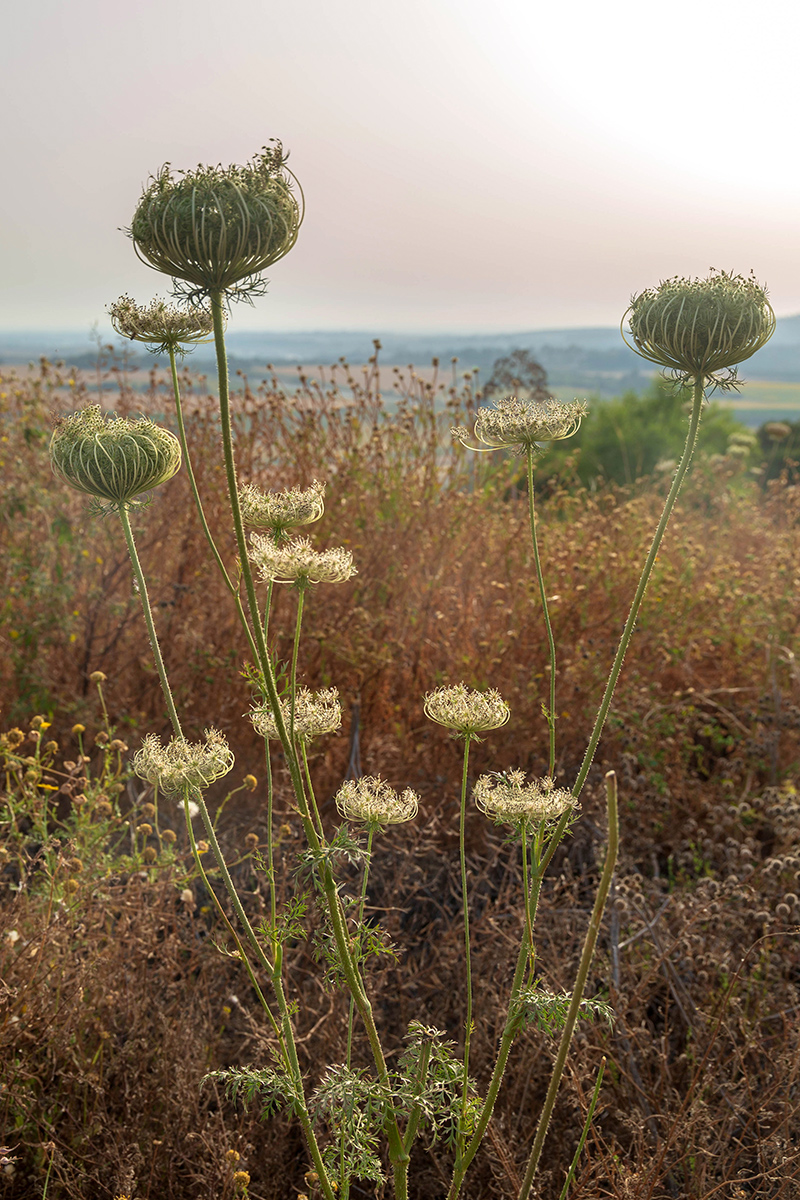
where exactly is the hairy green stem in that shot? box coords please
[572,379,705,799]
[517,772,619,1200]
[558,1055,606,1200]
[456,735,475,1171]
[527,446,556,776]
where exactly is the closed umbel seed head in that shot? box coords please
[109,295,214,355]
[249,687,341,743]
[424,683,510,736]
[248,534,356,585]
[474,770,576,833]
[133,728,234,795]
[239,480,325,540]
[129,144,303,302]
[50,406,181,509]
[335,776,419,829]
[623,270,776,387]
[453,397,587,455]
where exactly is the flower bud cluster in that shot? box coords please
[133,728,233,795]
[109,295,213,355]
[50,406,181,508]
[424,683,510,737]
[248,534,356,585]
[453,397,587,455]
[129,144,303,302]
[249,688,341,743]
[624,270,775,387]
[239,480,325,540]
[473,770,576,833]
[335,775,419,829]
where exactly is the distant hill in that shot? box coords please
[4,317,800,395]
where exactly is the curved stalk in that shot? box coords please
[517,771,618,1200]
[572,378,705,799]
[527,446,556,776]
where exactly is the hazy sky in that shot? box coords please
[2,0,799,333]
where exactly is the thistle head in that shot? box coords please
[128,143,303,303]
[623,270,775,388]
[133,728,234,795]
[49,405,181,510]
[423,683,510,738]
[453,396,587,456]
[108,294,214,356]
[239,480,326,541]
[473,770,576,834]
[335,775,419,830]
[248,534,356,585]
[249,687,341,743]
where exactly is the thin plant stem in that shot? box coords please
[167,344,258,664]
[520,826,535,982]
[558,1056,606,1200]
[289,585,306,747]
[340,825,375,1199]
[517,771,619,1200]
[456,734,474,1171]
[208,291,407,1194]
[527,445,556,776]
[572,378,705,799]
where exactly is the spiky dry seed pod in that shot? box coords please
[248,534,356,585]
[133,728,234,795]
[50,406,181,509]
[473,770,576,833]
[423,683,510,736]
[109,294,214,355]
[249,687,341,743]
[453,396,587,455]
[335,776,420,829]
[129,144,303,302]
[623,270,776,386]
[239,480,326,540]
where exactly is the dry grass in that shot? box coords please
[1,355,800,1199]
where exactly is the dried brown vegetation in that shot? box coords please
[1,355,799,1199]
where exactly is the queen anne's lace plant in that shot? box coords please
[133,728,234,795]
[452,397,587,456]
[335,776,419,829]
[49,406,181,509]
[249,534,356,585]
[239,480,326,540]
[622,269,776,388]
[473,770,576,833]
[128,144,303,302]
[250,688,342,743]
[423,683,510,736]
[108,295,214,355]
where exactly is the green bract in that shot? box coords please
[49,406,181,508]
[129,143,303,301]
[623,270,775,386]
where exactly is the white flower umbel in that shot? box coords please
[250,687,341,743]
[249,534,356,585]
[453,397,587,456]
[109,295,214,356]
[423,683,510,738]
[473,770,576,834]
[335,776,419,830]
[133,728,234,795]
[239,480,326,541]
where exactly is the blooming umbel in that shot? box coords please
[50,406,181,509]
[474,770,576,833]
[239,480,326,540]
[453,397,587,456]
[249,534,356,585]
[249,687,341,743]
[133,728,234,795]
[335,776,419,829]
[109,295,214,355]
[424,683,510,737]
[129,143,303,302]
[623,270,776,387]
